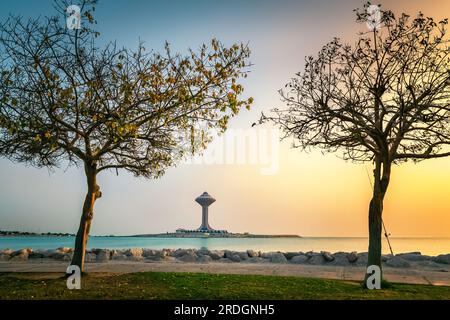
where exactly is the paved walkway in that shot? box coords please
[1,261,449,286]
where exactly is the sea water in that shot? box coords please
[0,236,449,255]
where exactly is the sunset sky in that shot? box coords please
[0,0,449,237]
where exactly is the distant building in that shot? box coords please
[176,192,228,234]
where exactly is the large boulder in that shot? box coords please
[236,251,249,260]
[177,251,198,262]
[46,249,72,261]
[0,249,13,260]
[208,250,224,260]
[124,248,143,260]
[196,249,211,256]
[269,252,288,263]
[308,253,325,265]
[142,249,157,258]
[434,254,450,265]
[385,256,410,268]
[10,248,32,261]
[247,250,260,258]
[29,250,46,259]
[95,249,111,262]
[284,252,303,260]
[174,248,196,258]
[396,252,431,262]
[246,257,269,263]
[261,252,288,263]
[328,252,350,266]
[415,260,443,268]
[198,255,212,263]
[356,252,368,266]
[225,252,242,262]
[290,254,309,264]
[346,251,358,263]
[321,251,335,262]
[111,249,128,261]
[0,253,10,261]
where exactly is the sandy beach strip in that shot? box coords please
[0,260,449,286]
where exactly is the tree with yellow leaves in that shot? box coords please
[0,0,252,272]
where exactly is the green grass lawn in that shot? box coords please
[0,272,449,300]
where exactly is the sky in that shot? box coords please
[0,0,449,237]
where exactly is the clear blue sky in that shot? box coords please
[1,0,449,237]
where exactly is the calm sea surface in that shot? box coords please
[0,236,449,255]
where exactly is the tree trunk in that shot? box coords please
[70,161,101,273]
[364,157,391,287]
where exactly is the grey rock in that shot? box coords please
[208,250,224,260]
[385,256,410,268]
[96,249,111,262]
[434,254,450,265]
[284,252,303,260]
[174,248,196,258]
[356,252,368,266]
[328,252,350,266]
[111,250,128,261]
[308,253,325,265]
[228,254,242,262]
[29,250,46,259]
[198,255,212,263]
[347,251,358,263]
[225,251,244,262]
[196,249,211,256]
[290,254,309,264]
[145,255,165,262]
[269,252,288,263]
[246,257,269,263]
[396,253,431,262]
[237,251,249,260]
[321,251,335,262]
[142,249,157,258]
[218,257,233,263]
[177,252,198,262]
[247,250,259,258]
[414,260,443,269]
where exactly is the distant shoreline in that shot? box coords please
[129,233,302,238]
[0,230,301,239]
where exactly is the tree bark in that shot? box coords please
[70,161,101,273]
[364,157,391,287]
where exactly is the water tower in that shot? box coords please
[195,192,216,232]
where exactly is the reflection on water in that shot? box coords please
[1,236,449,255]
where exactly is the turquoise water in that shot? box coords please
[0,236,449,255]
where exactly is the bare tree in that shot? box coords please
[260,4,450,285]
[0,0,252,272]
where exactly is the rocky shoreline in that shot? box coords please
[1,248,450,269]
